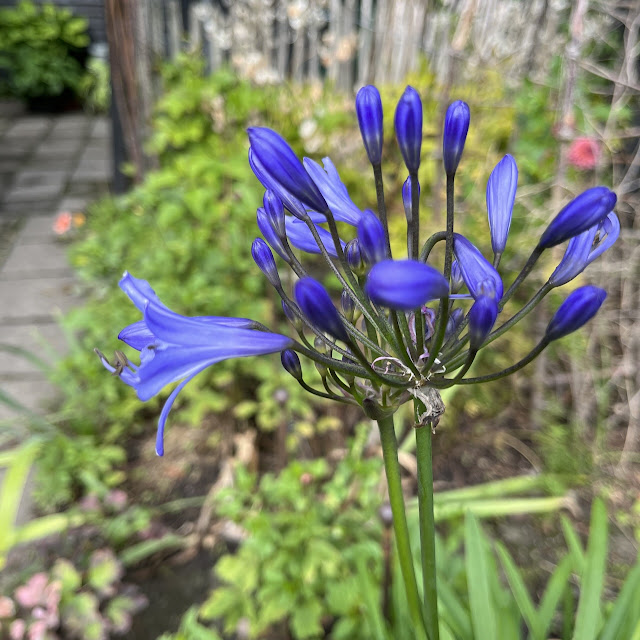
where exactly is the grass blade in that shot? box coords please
[572,498,608,640]
[599,562,640,640]
[561,514,585,573]
[465,512,497,639]
[496,541,543,640]
[538,554,574,639]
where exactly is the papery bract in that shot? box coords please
[248,127,328,213]
[365,259,449,310]
[545,285,607,341]
[394,86,422,172]
[486,154,518,255]
[443,100,470,176]
[452,233,503,300]
[538,186,616,249]
[294,277,349,342]
[356,85,384,165]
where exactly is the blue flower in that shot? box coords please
[402,176,419,222]
[98,273,292,456]
[356,85,384,165]
[285,217,345,258]
[549,213,620,287]
[443,100,470,176]
[538,186,617,249]
[251,238,280,287]
[394,86,423,172]
[365,259,449,310]
[248,127,328,214]
[452,233,503,301]
[357,209,387,265]
[303,157,362,225]
[468,295,499,350]
[545,285,607,342]
[263,190,286,237]
[294,277,349,342]
[257,206,289,263]
[486,154,518,255]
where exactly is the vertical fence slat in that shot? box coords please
[167,0,182,59]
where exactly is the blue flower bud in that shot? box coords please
[451,260,464,294]
[263,190,285,237]
[546,285,607,342]
[281,349,303,380]
[538,186,617,249]
[248,127,328,213]
[453,233,503,300]
[487,154,518,255]
[443,100,470,176]
[346,238,365,274]
[251,238,281,287]
[341,289,356,322]
[394,86,423,172]
[445,307,464,340]
[402,176,419,222]
[365,259,449,310]
[468,295,499,350]
[356,85,384,165]
[294,277,350,342]
[257,207,289,263]
[249,148,309,220]
[357,209,387,265]
[282,300,298,326]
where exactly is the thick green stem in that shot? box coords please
[414,404,440,640]
[377,415,427,637]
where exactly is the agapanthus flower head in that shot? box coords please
[443,100,470,176]
[248,128,328,214]
[545,286,607,342]
[538,186,617,249]
[486,154,518,255]
[394,86,423,173]
[365,260,449,311]
[568,136,601,170]
[356,85,384,165]
[357,209,387,265]
[294,277,350,343]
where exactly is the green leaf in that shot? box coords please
[52,558,82,593]
[537,554,574,639]
[436,578,473,640]
[572,498,608,640]
[290,599,324,639]
[599,561,640,640]
[464,512,498,640]
[0,441,39,569]
[496,541,542,640]
[561,515,586,573]
[87,548,122,595]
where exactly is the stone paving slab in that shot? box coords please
[1,241,71,276]
[31,139,84,159]
[0,322,66,376]
[0,379,57,421]
[0,276,78,322]
[3,170,67,203]
[3,117,52,139]
[48,114,91,137]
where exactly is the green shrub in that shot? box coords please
[0,0,89,100]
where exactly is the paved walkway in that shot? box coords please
[0,102,111,425]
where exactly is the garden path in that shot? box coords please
[0,99,111,523]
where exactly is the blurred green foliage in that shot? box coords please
[0,0,89,100]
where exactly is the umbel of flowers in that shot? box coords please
[97,86,618,638]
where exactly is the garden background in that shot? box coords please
[1,0,639,639]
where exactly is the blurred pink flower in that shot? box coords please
[104,489,128,511]
[568,137,600,170]
[53,212,73,235]
[15,574,48,609]
[9,619,26,640]
[27,619,47,640]
[78,494,101,512]
[0,595,16,617]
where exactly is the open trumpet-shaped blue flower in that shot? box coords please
[97,273,291,456]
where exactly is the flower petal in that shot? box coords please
[486,154,518,255]
[453,234,503,300]
[285,217,345,258]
